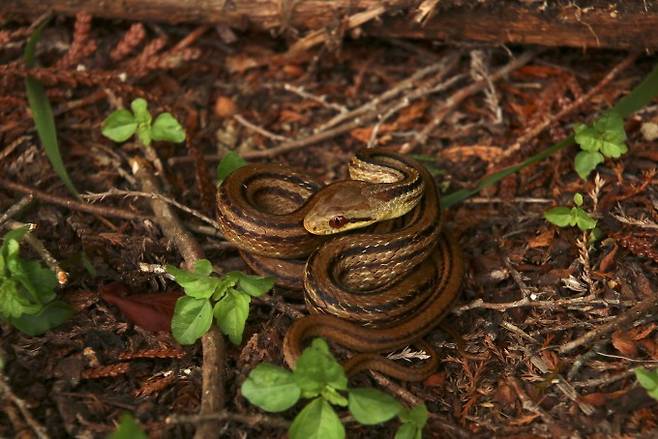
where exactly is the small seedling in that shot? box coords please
[167,259,273,345]
[0,226,72,335]
[544,192,597,231]
[108,413,147,439]
[241,338,428,439]
[573,110,628,180]
[101,98,186,146]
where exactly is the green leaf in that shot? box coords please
[21,260,58,303]
[232,272,274,297]
[348,387,402,425]
[321,386,348,407]
[573,208,597,231]
[241,363,301,412]
[108,413,148,439]
[166,260,220,299]
[213,289,250,345]
[217,151,247,184]
[293,338,347,398]
[151,113,186,144]
[2,226,30,246]
[101,109,138,143]
[171,296,213,345]
[544,207,573,228]
[573,124,598,152]
[588,227,604,245]
[128,98,153,146]
[130,98,151,124]
[23,17,79,198]
[573,193,584,207]
[575,111,627,159]
[0,278,39,319]
[399,403,429,429]
[394,422,420,439]
[635,368,658,394]
[574,150,605,180]
[10,300,73,336]
[289,398,345,439]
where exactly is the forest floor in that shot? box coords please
[1,12,657,439]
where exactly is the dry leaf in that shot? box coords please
[580,389,627,407]
[101,283,181,332]
[611,330,638,357]
[528,227,555,249]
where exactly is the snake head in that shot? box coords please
[304,181,377,235]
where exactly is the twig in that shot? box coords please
[234,114,290,142]
[454,293,602,314]
[573,370,635,389]
[277,83,348,113]
[558,293,658,354]
[82,189,220,229]
[238,53,462,159]
[517,344,595,416]
[0,194,33,226]
[5,220,68,285]
[611,205,658,229]
[0,178,146,221]
[130,158,225,439]
[0,369,50,439]
[401,49,540,153]
[367,72,465,148]
[0,135,31,163]
[497,51,639,162]
[318,52,462,133]
[166,410,290,429]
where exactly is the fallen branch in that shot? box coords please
[130,158,225,439]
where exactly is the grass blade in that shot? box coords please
[24,18,79,198]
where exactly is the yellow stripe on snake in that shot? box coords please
[216,148,463,381]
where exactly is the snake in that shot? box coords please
[216,148,464,381]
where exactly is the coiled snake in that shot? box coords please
[217,148,463,381]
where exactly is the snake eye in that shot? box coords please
[329,215,349,229]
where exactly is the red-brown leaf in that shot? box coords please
[100,283,182,332]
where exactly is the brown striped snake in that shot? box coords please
[217,148,463,381]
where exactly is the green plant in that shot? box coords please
[442,63,658,208]
[108,413,147,439]
[0,226,72,335]
[101,98,186,146]
[573,110,628,180]
[241,338,428,439]
[544,192,597,231]
[24,18,79,197]
[166,259,273,345]
[635,367,658,401]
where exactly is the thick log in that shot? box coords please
[3,0,658,50]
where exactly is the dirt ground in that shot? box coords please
[1,11,657,439]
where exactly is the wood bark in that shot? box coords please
[5,1,655,49]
